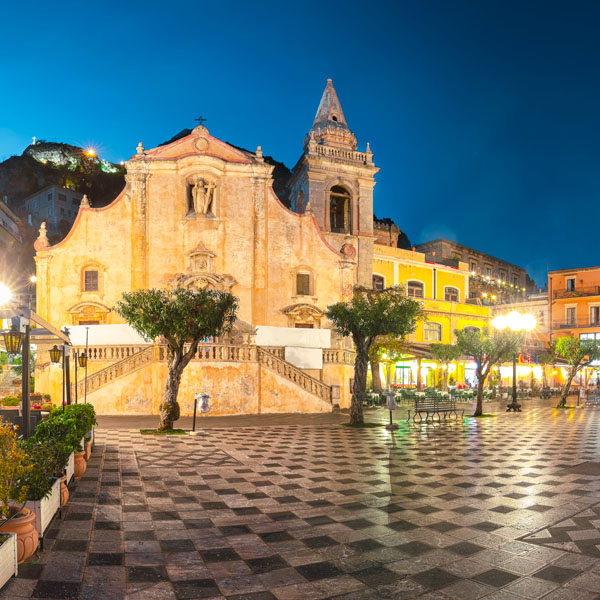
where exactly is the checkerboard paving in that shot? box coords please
[6,403,600,599]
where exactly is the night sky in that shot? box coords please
[2,0,599,286]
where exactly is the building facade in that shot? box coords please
[415,238,534,305]
[21,185,84,240]
[549,266,600,343]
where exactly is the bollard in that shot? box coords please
[384,391,398,430]
[192,393,211,434]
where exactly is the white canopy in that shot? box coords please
[66,324,150,346]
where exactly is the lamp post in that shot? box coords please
[491,311,536,413]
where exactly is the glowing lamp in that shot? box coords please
[78,352,88,368]
[29,275,37,283]
[0,283,11,306]
[3,325,23,355]
[49,345,61,364]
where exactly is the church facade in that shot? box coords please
[33,80,492,414]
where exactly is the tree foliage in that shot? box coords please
[554,336,600,407]
[455,327,524,416]
[369,335,408,391]
[429,343,462,389]
[327,286,424,424]
[114,288,238,430]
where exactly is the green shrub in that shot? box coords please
[43,394,51,403]
[33,413,81,475]
[57,404,97,441]
[0,419,29,517]
[19,438,56,501]
[1,396,20,406]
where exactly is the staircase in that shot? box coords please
[0,367,19,396]
[73,344,332,404]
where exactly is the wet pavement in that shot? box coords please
[4,399,600,599]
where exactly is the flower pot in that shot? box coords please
[0,533,17,587]
[85,440,92,460]
[65,452,75,484]
[24,478,60,538]
[74,452,87,480]
[0,506,39,564]
[60,475,69,506]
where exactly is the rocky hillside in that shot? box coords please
[0,142,126,211]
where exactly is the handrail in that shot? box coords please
[257,347,332,404]
[323,348,355,365]
[553,286,600,299]
[71,345,151,361]
[73,346,156,398]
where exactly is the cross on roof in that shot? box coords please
[195,116,207,125]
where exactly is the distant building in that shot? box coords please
[373,217,411,248]
[0,198,21,247]
[549,266,600,343]
[415,238,535,305]
[20,185,84,239]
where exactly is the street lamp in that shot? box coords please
[3,324,23,355]
[491,310,537,412]
[49,345,61,364]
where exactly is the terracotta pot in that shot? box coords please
[60,475,69,506]
[74,452,87,480]
[85,440,92,460]
[0,506,39,564]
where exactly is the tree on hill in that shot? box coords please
[115,288,238,431]
[429,343,462,390]
[326,286,424,424]
[455,327,524,416]
[554,337,600,407]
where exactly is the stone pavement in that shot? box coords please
[5,402,600,599]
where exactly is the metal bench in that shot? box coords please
[407,396,464,423]
[579,393,600,408]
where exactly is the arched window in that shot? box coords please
[373,275,385,291]
[444,287,459,302]
[423,322,442,342]
[407,281,424,298]
[329,185,351,233]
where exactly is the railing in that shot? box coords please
[74,343,333,403]
[552,319,600,330]
[314,145,368,163]
[323,348,355,365]
[72,345,151,361]
[553,286,600,299]
[257,347,332,404]
[74,346,156,398]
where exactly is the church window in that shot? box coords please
[407,281,424,298]
[373,275,385,291]
[296,273,311,296]
[423,322,442,342]
[444,287,459,302]
[84,270,99,292]
[329,185,351,233]
[332,115,338,122]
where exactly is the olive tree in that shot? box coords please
[369,335,407,392]
[554,337,600,407]
[455,327,524,417]
[326,286,424,424]
[429,343,462,390]
[115,288,238,430]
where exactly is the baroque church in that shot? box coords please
[33,80,384,414]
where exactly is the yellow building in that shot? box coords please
[372,245,490,388]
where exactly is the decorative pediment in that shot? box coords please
[187,241,215,273]
[167,272,237,292]
[282,303,324,327]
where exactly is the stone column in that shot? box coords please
[252,175,270,325]
[127,169,150,291]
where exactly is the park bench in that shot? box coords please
[407,396,464,423]
[579,392,600,408]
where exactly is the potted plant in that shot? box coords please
[1,396,20,409]
[32,415,79,505]
[19,438,61,540]
[62,405,97,462]
[0,420,39,565]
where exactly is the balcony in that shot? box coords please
[553,286,600,299]
[552,318,600,330]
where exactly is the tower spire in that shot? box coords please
[306,78,357,150]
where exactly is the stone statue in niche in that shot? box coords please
[192,178,215,215]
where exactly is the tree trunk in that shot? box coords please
[158,353,185,431]
[351,350,368,425]
[473,375,485,416]
[371,356,382,393]
[559,369,577,407]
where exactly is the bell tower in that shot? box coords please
[288,79,378,287]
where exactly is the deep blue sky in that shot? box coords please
[2,0,599,286]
